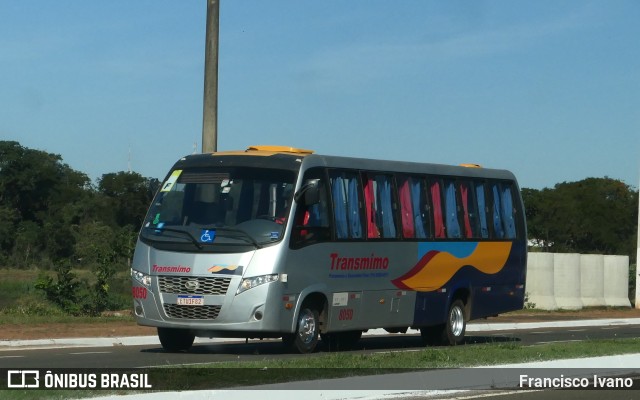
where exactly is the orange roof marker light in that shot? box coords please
[211,145,315,157]
[246,145,314,155]
[459,163,482,168]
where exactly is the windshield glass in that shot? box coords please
[140,167,296,251]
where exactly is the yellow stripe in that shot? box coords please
[399,242,512,291]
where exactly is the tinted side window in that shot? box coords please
[499,182,517,239]
[443,179,461,239]
[459,181,476,238]
[397,175,429,239]
[475,182,489,238]
[490,181,517,239]
[291,168,331,247]
[329,171,363,239]
[363,173,397,239]
[430,179,446,238]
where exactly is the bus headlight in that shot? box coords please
[131,269,151,287]
[237,274,279,294]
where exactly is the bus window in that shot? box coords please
[412,177,430,238]
[291,169,331,247]
[430,179,446,238]
[330,171,363,239]
[490,182,518,239]
[363,173,397,239]
[475,182,489,238]
[491,183,505,238]
[158,189,185,225]
[500,183,517,239]
[459,181,473,238]
[397,176,414,238]
[363,176,379,238]
[397,175,429,239]
[443,180,461,239]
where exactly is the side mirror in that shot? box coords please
[294,179,320,206]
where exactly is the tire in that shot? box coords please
[420,299,467,346]
[283,307,320,354]
[157,327,195,352]
[443,299,466,346]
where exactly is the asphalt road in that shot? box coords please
[1,323,640,369]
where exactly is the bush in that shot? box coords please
[34,258,125,316]
[34,261,82,314]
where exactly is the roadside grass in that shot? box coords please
[0,268,132,320]
[3,337,640,399]
[186,337,640,370]
[0,269,43,311]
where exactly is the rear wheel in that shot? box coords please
[283,307,319,353]
[420,299,467,346]
[443,299,466,346]
[157,327,195,352]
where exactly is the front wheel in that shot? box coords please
[283,307,319,354]
[157,327,195,352]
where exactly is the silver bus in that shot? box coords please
[131,145,527,353]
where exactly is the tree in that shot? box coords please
[97,172,159,230]
[0,141,92,264]
[0,206,19,264]
[0,141,90,223]
[73,221,117,267]
[523,177,638,259]
[11,221,41,268]
[0,141,158,269]
[0,140,160,314]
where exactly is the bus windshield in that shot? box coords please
[140,166,296,251]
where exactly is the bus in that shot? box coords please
[131,145,527,353]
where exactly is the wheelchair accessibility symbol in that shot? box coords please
[200,229,216,243]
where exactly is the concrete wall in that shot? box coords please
[604,255,631,307]
[525,252,630,310]
[580,254,605,307]
[525,253,556,310]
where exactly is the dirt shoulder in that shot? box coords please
[1,320,156,341]
[2,308,639,342]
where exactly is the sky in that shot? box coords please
[1,1,638,190]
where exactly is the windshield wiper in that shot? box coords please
[147,226,203,250]
[212,227,262,249]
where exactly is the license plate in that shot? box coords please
[177,295,204,306]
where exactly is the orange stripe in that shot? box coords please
[393,242,512,292]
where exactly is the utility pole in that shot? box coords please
[202,0,219,153]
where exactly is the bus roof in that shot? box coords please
[173,145,517,183]
[301,154,516,182]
